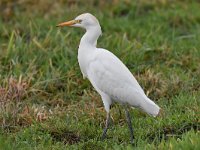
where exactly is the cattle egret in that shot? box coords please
[57,13,161,143]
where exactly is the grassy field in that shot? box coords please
[0,0,200,149]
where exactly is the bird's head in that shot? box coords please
[56,13,100,30]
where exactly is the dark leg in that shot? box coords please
[124,105,134,144]
[101,112,110,140]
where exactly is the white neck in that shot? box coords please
[79,25,102,48]
[78,25,102,79]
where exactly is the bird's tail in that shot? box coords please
[140,97,160,117]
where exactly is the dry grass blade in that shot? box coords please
[0,75,29,127]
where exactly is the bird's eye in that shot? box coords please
[76,19,82,24]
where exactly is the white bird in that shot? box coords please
[57,13,161,143]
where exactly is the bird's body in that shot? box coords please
[57,13,161,143]
[79,46,160,116]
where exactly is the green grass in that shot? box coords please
[0,0,200,149]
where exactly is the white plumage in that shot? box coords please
[57,13,160,143]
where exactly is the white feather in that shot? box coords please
[73,13,160,117]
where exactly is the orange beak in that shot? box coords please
[56,20,76,27]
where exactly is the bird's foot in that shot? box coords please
[130,132,134,144]
[130,138,134,145]
[101,128,107,141]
